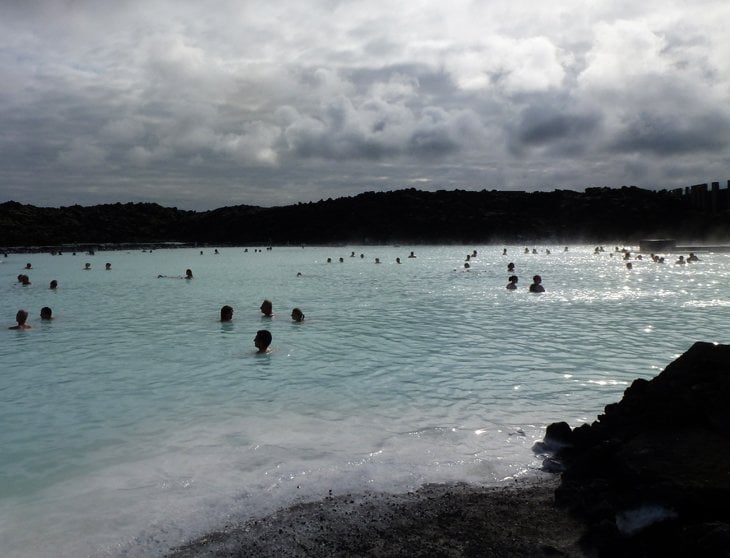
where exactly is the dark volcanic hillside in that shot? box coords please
[0,201,195,246]
[1,187,728,248]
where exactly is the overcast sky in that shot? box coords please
[1,1,728,209]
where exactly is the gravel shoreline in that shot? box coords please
[167,474,587,558]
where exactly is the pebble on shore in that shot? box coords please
[167,474,586,558]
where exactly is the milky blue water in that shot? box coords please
[1,245,728,557]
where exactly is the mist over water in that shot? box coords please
[1,245,728,557]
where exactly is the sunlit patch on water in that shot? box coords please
[585,379,631,386]
[683,299,730,308]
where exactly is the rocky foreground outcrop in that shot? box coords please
[540,342,730,557]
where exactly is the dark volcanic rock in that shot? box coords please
[167,478,586,558]
[543,342,730,557]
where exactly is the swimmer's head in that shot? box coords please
[185,269,193,279]
[291,308,305,322]
[50,279,58,289]
[220,305,233,321]
[40,307,53,320]
[254,329,272,352]
[15,309,28,324]
[533,275,542,283]
[260,299,273,316]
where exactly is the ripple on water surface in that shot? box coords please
[1,246,730,557]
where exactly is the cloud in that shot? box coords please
[447,35,567,94]
[58,138,107,167]
[508,101,602,157]
[0,0,728,208]
[612,110,730,155]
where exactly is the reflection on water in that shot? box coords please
[1,245,729,557]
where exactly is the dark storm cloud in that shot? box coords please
[612,110,730,156]
[506,99,603,157]
[517,107,600,147]
[283,97,471,161]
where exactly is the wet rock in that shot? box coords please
[544,421,573,446]
[541,342,730,557]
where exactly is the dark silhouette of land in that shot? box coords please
[2,185,730,249]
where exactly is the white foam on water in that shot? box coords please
[1,413,543,557]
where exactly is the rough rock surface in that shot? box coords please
[544,341,730,557]
[167,476,586,557]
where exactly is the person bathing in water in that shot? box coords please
[254,329,272,353]
[529,275,545,293]
[220,305,233,322]
[9,309,31,329]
